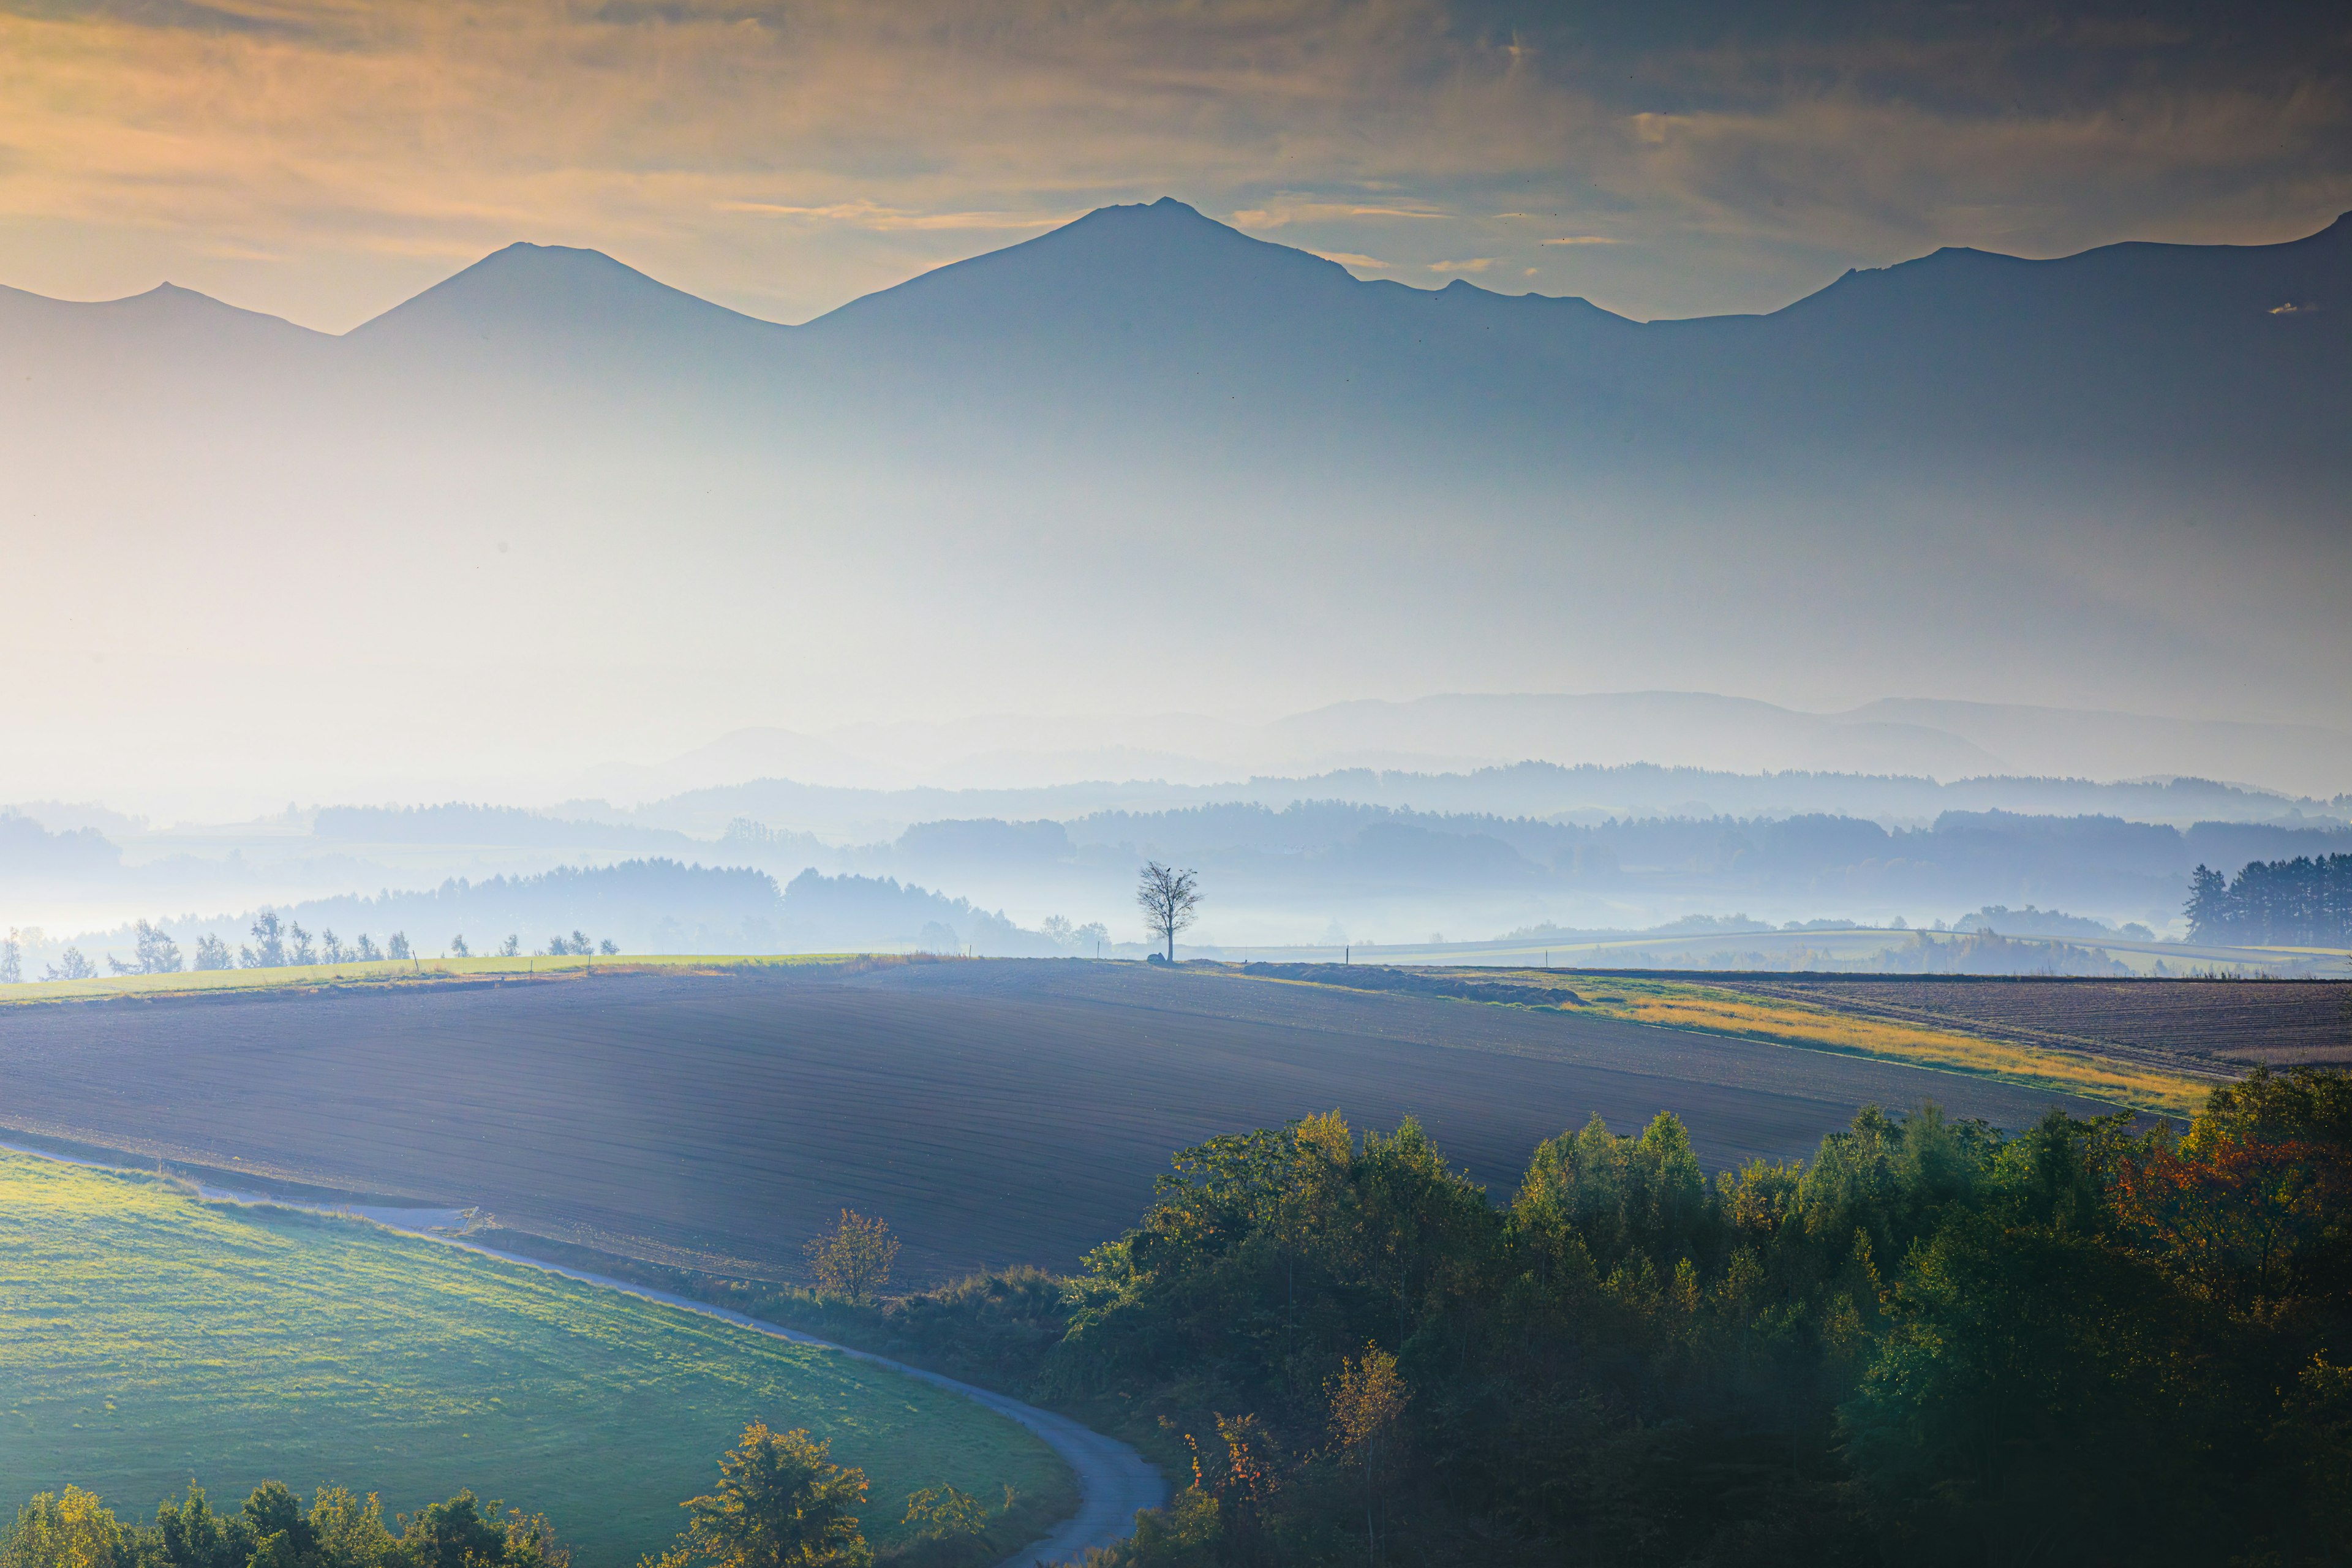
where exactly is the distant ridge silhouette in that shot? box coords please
[7,201,2342,457]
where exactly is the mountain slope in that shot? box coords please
[350,241,789,366]
[2,202,2346,781]
[5,200,2342,468]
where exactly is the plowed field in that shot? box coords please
[1711,977,2352,1069]
[0,961,2114,1283]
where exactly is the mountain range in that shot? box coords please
[4,200,2346,812]
[10,198,2345,473]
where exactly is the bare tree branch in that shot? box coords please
[1136,861,1201,962]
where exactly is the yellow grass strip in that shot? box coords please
[0,952,870,1006]
[1240,967,2216,1117]
[1566,976,2213,1116]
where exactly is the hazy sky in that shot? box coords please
[3,0,2347,330]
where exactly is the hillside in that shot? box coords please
[0,962,2113,1282]
[0,1152,1068,1566]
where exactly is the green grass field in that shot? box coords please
[0,953,861,1006]
[0,1152,1071,1565]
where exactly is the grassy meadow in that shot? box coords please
[0,952,856,1006]
[0,1152,1071,1565]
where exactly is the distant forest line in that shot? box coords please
[7,839,2350,984]
[2188,854,2352,946]
[14,799,2352,934]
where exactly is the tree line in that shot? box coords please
[2,1422,1028,1568]
[0,914,619,984]
[714,1071,2350,1567]
[2188,854,2352,944]
[1,1482,564,1568]
[1028,1070,2352,1566]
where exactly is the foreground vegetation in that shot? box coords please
[687,1068,2350,1565]
[2,1481,567,1568]
[0,1155,1069,1565]
[2,1419,982,1568]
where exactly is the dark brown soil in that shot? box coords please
[0,960,2110,1284]
[1707,976,2352,1070]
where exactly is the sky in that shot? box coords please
[2,0,2348,331]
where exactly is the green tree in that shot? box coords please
[154,1485,245,1568]
[398,1491,559,1568]
[305,1490,397,1568]
[804,1211,899,1302]
[649,1423,871,1568]
[898,1485,986,1544]
[1328,1345,1408,1567]
[3,1488,126,1568]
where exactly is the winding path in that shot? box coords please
[2,1140,1166,1567]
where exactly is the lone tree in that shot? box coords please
[803,1210,899,1301]
[1136,861,1200,962]
[651,1422,870,1568]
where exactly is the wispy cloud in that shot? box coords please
[1310,250,1393,270]
[0,0,304,36]
[0,0,2341,327]
[1428,257,1494,273]
[714,200,1075,232]
[1231,200,1450,228]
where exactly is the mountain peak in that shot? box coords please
[353,241,780,345]
[807,195,1354,337]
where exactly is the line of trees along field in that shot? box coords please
[2188,854,2352,945]
[3,1425,1011,1568]
[1,1483,567,1568]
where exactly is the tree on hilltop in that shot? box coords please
[107,920,183,976]
[1136,861,1200,962]
[241,913,287,968]
[43,949,96,982]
